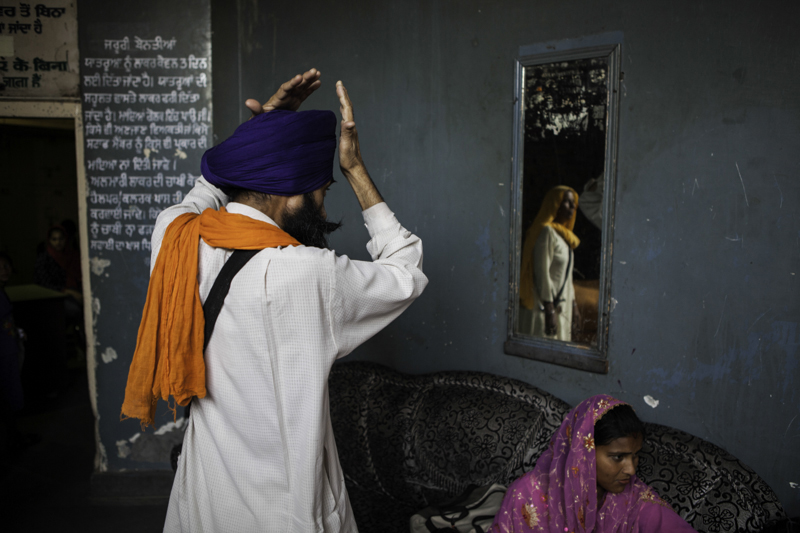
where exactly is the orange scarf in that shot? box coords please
[121,207,299,427]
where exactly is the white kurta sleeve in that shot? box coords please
[150,176,228,271]
[533,226,556,303]
[330,202,428,357]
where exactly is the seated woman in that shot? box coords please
[34,225,83,325]
[491,395,696,532]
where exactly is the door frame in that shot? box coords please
[0,98,103,471]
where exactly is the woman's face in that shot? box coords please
[595,433,642,495]
[49,229,66,252]
[555,191,576,223]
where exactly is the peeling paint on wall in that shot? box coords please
[90,256,111,275]
[96,436,108,472]
[643,395,660,408]
[155,417,187,435]
[131,417,186,462]
[116,439,131,458]
[113,417,187,463]
[101,346,118,364]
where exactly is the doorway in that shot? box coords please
[0,116,85,400]
[0,100,106,528]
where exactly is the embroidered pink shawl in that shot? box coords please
[491,395,695,533]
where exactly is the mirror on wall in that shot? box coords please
[505,43,621,373]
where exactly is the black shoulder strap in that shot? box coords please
[553,247,573,304]
[202,249,260,351]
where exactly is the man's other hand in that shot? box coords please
[336,80,365,176]
[336,80,383,211]
[245,68,322,117]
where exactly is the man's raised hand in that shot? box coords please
[245,68,322,117]
[336,80,383,211]
[336,80,364,175]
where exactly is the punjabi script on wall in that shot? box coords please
[0,2,78,96]
[81,35,211,260]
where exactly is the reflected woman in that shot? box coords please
[519,186,581,341]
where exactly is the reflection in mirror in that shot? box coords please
[506,44,620,373]
[517,57,607,344]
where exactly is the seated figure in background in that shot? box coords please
[491,395,697,532]
[34,225,83,323]
[519,186,581,341]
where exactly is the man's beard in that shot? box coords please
[280,193,342,249]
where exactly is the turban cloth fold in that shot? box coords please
[201,109,336,196]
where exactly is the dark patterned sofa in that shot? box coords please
[328,362,787,533]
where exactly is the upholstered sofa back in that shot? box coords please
[329,361,571,529]
[638,423,785,532]
[329,361,786,532]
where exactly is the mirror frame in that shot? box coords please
[504,43,621,374]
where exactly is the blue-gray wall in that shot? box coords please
[212,0,800,514]
[79,0,212,472]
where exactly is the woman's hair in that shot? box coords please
[48,226,66,238]
[594,404,646,446]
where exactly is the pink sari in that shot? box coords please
[490,395,696,533]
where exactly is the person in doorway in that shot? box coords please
[34,225,83,318]
[121,69,427,532]
[519,186,581,341]
[490,395,697,532]
[34,225,85,361]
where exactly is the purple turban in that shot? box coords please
[201,109,336,196]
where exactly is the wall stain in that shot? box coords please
[90,256,111,275]
[100,346,118,364]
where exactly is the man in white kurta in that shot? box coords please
[158,71,427,532]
